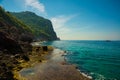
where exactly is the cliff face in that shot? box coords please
[0,6,59,79]
[0,6,34,79]
[11,11,58,41]
[0,6,33,54]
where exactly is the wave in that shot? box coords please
[76,69,92,79]
[90,72,118,80]
[43,40,120,80]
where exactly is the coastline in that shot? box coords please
[49,48,92,80]
[18,47,92,80]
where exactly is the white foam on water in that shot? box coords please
[77,69,92,79]
[81,72,92,79]
[90,72,106,80]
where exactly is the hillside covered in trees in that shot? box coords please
[11,11,59,41]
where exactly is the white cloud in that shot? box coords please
[24,0,46,14]
[51,15,74,39]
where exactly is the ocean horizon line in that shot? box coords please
[56,40,120,41]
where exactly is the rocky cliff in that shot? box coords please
[0,6,33,54]
[0,6,33,79]
[11,11,59,41]
[0,6,59,79]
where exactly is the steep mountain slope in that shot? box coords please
[0,6,34,79]
[11,11,58,40]
[0,6,33,53]
[0,6,59,79]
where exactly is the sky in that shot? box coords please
[0,0,120,40]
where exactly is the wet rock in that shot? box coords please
[42,46,48,51]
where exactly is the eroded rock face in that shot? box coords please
[0,6,34,52]
[0,6,33,79]
[0,32,23,54]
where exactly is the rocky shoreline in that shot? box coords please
[0,41,92,80]
[12,45,54,80]
[0,6,91,80]
[0,41,53,80]
[17,46,92,80]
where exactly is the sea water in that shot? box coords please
[42,40,120,80]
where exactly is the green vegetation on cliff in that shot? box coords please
[0,6,33,52]
[0,6,58,80]
[11,11,58,40]
[0,7,32,33]
[0,6,33,80]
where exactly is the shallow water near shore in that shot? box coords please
[43,40,120,80]
[20,68,35,76]
[19,49,90,80]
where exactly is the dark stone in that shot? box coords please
[39,60,42,62]
[5,71,14,80]
[1,63,6,67]
[13,61,19,64]
[42,46,48,51]
[17,66,23,70]
[22,55,29,61]
[0,32,23,54]
[75,66,79,69]
[36,47,40,52]
[8,66,13,70]
[20,33,33,43]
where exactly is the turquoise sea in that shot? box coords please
[43,40,120,80]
